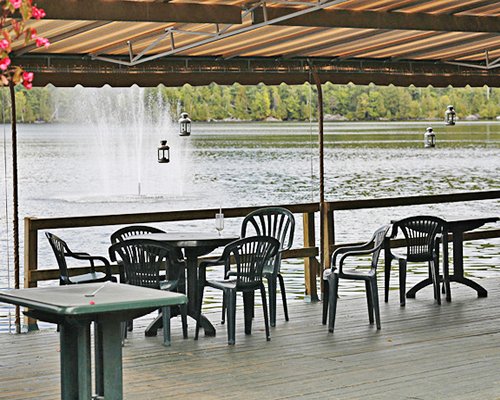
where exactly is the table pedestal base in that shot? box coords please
[447,276,488,298]
[406,276,488,301]
[406,278,434,299]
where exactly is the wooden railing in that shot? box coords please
[24,190,500,329]
[324,190,500,265]
[24,202,321,295]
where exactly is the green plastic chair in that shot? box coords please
[323,225,390,332]
[195,236,280,345]
[108,239,188,346]
[46,232,116,285]
[384,216,445,306]
[110,225,186,333]
[240,207,295,327]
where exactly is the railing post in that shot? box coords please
[24,217,39,331]
[324,205,335,270]
[320,204,335,302]
[303,211,319,302]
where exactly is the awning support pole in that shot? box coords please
[9,82,20,333]
[310,65,326,272]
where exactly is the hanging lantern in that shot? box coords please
[445,105,456,125]
[179,112,191,136]
[424,127,436,148]
[157,140,170,163]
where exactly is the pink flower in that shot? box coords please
[10,0,22,9]
[0,57,11,71]
[23,71,34,82]
[0,39,9,50]
[35,36,50,48]
[22,70,34,89]
[31,6,46,20]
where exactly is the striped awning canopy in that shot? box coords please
[12,0,500,87]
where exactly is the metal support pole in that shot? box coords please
[310,65,326,272]
[9,82,20,333]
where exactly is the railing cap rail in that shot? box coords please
[327,190,500,211]
[25,202,320,230]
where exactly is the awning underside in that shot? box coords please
[12,0,500,87]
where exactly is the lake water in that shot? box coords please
[0,118,499,332]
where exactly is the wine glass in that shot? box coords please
[215,212,224,236]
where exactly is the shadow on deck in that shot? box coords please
[2,278,500,399]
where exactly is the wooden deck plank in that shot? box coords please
[2,278,500,399]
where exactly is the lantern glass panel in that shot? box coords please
[179,113,191,136]
[445,106,456,125]
[157,141,170,163]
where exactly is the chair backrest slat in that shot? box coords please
[45,232,70,284]
[393,216,445,262]
[241,207,295,252]
[110,225,165,244]
[370,225,391,269]
[108,239,178,289]
[222,236,280,290]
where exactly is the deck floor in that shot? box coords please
[2,279,500,400]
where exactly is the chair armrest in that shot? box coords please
[197,258,226,286]
[331,242,373,267]
[433,233,442,256]
[69,251,91,257]
[199,256,232,280]
[326,247,375,276]
[337,248,378,272]
[199,258,224,269]
[69,253,112,275]
[388,224,399,238]
[160,279,180,292]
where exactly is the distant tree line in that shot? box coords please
[157,83,500,122]
[1,83,499,123]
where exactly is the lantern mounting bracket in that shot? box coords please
[444,50,500,70]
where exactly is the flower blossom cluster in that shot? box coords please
[1,0,50,88]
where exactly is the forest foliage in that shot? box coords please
[1,82,499,123]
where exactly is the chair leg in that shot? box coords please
[221,295,226,324]
[227,290,237,345]
[249,291,255,319]
[399,259,407,307]
[371,278,381,330]
[429,262,437,300]
[328,274,339,333]
[120,321,127,347]
[195,284,205,341]
[365,280,374,324]
[278,273,289,322]
[322,278,329,325]
[180,303,188,339]
[384,257,391,303]
[442,236,451,301]
[267,275,277,327]
[430,260,441,305]
[243,291,254,335]
[162,306,171,347]
[260,285,270,342]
